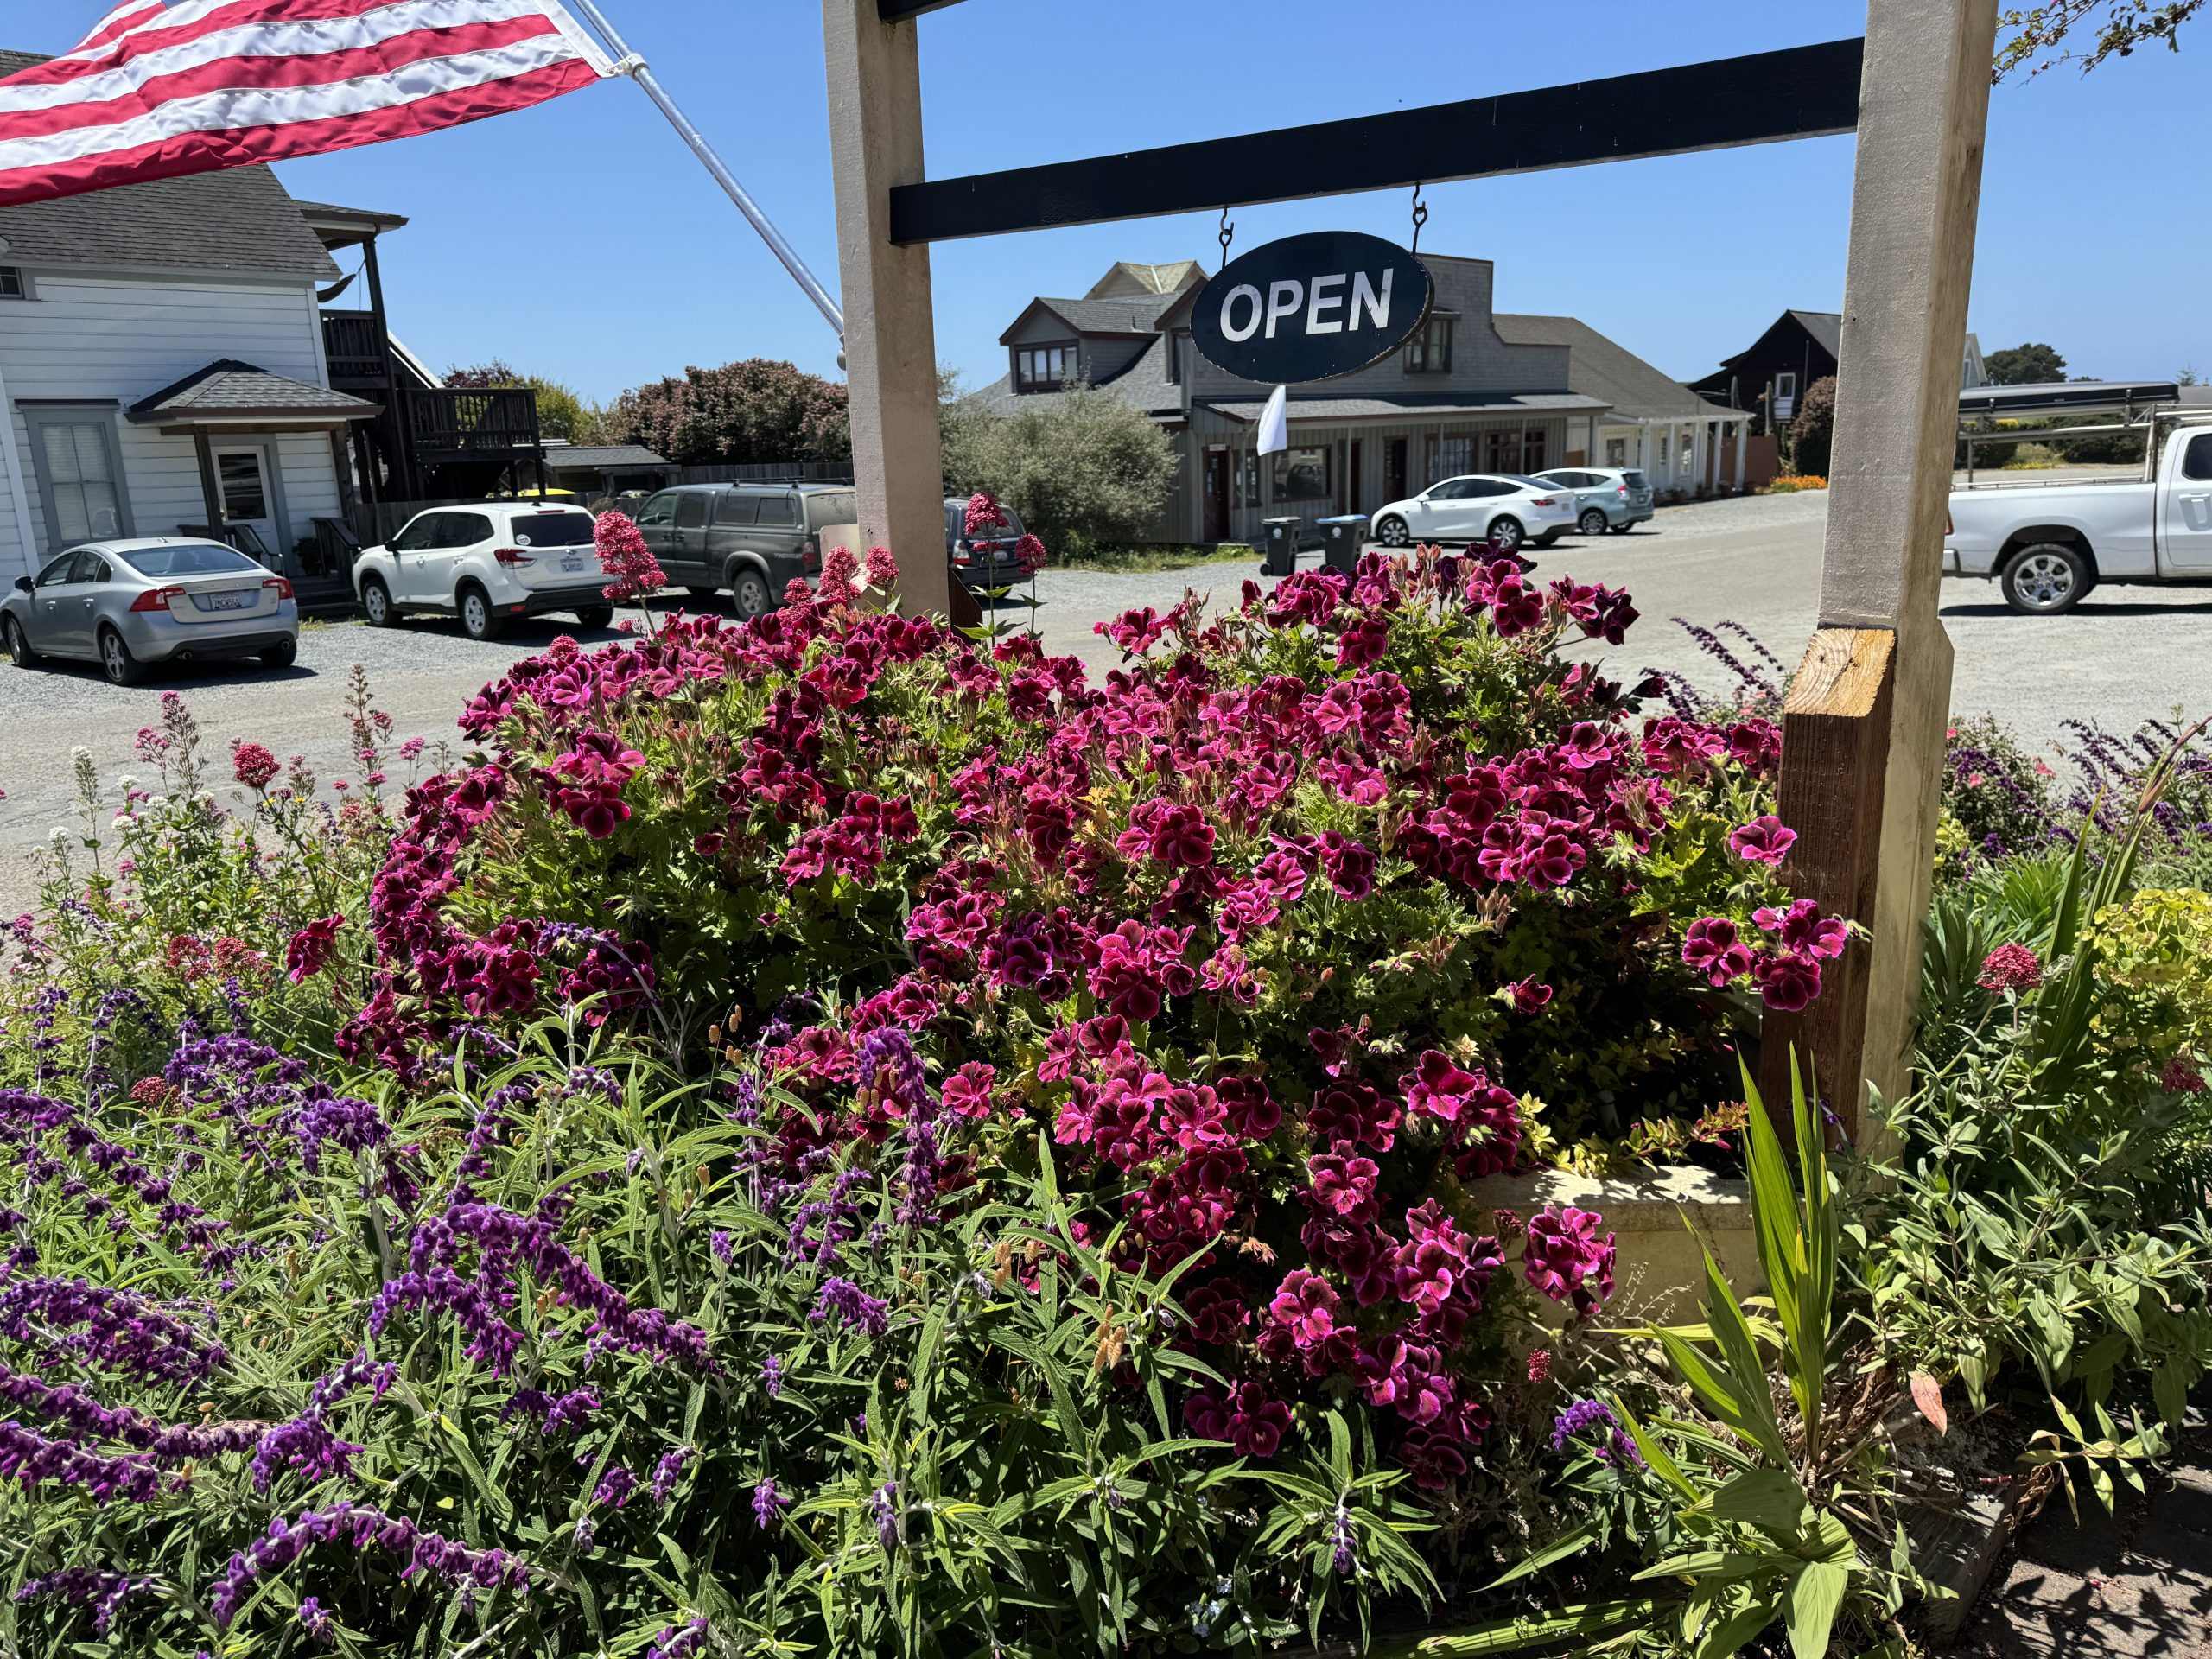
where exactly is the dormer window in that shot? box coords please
[1404,315,1453,373]
[1015,343,1074,391]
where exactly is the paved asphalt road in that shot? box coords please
[4,489,2210,913]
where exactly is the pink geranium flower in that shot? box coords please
[1727,815,1797,866]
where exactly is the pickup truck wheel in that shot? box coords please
[730,568,772,620]
[2001,543,2090,615]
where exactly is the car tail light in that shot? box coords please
[802,537,821,571]
[129,585,185,613]
[953,540,974,565]
[1616,486,1628,496]
[263,576,294,601]
[493,547,534,567]
[1530,496,1558,507]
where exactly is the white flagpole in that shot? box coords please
[557,0,846,341]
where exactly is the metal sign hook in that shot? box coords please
[1410,182,1429,256]
[1218,206,1235,271]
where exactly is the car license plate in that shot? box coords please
[560,556,586,573]
[202,591,249,612]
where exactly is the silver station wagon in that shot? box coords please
[3,537,300,684]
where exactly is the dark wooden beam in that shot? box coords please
[891,38,1862,244]
[876,0,963,18]
[191,429,225,533]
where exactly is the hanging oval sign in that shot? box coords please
[1189,230,1432,385]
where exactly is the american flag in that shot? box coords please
[0,0,615,209]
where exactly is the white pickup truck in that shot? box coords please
[1943,419,2212,613]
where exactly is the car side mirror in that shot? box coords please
[12,577,31,594]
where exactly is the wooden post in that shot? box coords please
[1759,0,1998,1139]
[821,0,976,626]
[192,429,225,534]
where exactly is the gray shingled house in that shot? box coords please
[0,47,546,588]
[973,255,1748,543]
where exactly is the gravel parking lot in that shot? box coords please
[5,490,2209,915]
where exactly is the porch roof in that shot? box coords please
[1198,391,1609,425]
[126,360,380,428]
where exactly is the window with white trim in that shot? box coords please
[1014,344,1074,391]
[0,268,26,299]
[28,412,130,548]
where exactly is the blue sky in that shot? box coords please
[21,2,2209,402]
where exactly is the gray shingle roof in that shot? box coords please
[1493,314,1745,422]
[543,444,670,469]
[970,334,1182,420]
[0,48,340,280]
[1789,310,1844,359]
[1000,290,1185,342]
[126,359,378,422]
[1200,392,1611,424]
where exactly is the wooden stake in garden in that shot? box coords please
[1758,0,1999,1140]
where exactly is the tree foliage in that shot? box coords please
[603,358,850,467]
[442,360,607,445]
[1997,0,2202,79]
[940,380,1178,555]
[1788,374,1838,477]
[1985,341,2069,385]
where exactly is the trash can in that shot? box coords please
[1260,517,1300,578]
[1319,515,1366,574]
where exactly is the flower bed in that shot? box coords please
[0,530,1859,1652]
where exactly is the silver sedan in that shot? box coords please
[3,537,300,685]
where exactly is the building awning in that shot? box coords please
[127,359,380,429]
[1199,391,1611,425]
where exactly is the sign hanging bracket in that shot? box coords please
[1408,182,1427,257]
[1217,207,1235,271]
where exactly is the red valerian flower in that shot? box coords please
[963,492,1008,538]
[2159,1057,2206,1096]
[1727,815,1797,866]
[818,545,861,606]
[231,741,280,791]
[862,545,899,590]
[594,512,665,606]
[1975,942,2043,993]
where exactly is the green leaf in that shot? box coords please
[1413,1597,1664,1655]
[1484,1521,1600,1591]
[1784,1560,1847,1659]
[1706,1467,1811,1533]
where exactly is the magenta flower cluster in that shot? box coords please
[345,537,1828,1492]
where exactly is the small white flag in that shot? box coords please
[1256,385,1290,456]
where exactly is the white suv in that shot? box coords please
[1368,474,1578,554]
[354,503,614,639]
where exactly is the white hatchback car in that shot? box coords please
[353,502,613,640]
[1368,474,1578,554]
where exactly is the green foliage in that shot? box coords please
[1858,775,2212,1504]
[1997,0,2203,79]
[1787,376,1836,479]
[605,358,851,466]
[0,1015,1438,1656]
[443,360,607,444]
[1430,1062,1921,1659]
[1981,341,2069,384]
[941,379,1179,556]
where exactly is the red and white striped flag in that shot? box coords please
[0,0,616,209]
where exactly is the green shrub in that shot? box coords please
[941,379,1178,555]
